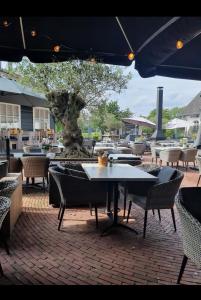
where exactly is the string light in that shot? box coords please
[128,52,135,61]
[31,30,37,37]
[89,57,96,64]
[3,20,9,27]
[52,45,60,52]
[176,40,183,49]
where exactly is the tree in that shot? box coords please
[13,58,132,157]
[145,107,183,138]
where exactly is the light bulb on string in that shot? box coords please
[176,40,183,49]
[128,52,135,61]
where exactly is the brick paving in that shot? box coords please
[0,154,201,285]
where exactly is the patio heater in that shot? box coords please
[151,87,165,140]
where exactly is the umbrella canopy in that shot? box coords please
[165,118,188,129]
[122,116,156,128]
[1,17,201,80]
[0,77,48,107]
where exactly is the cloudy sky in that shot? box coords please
[112,64,201,117]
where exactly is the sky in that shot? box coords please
[112,64,201,117]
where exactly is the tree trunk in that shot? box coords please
[47,91,90,158]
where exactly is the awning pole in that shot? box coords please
[19,17,26,49]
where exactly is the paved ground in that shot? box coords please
[0,154,201,285]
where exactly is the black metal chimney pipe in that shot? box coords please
[151,87,165,140]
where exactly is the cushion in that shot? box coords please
[157,166,177,184]
[180,187,201,223]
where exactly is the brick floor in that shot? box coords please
[0,154,201,285]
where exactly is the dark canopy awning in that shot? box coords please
[1,16,201,80]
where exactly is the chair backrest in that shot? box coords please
[132,143,146,155]
[49,166,108,207]
[159,149,181,162]
[176,189,201,267]
[147,169,184,209]
[157,166,177,183]
[180,149,197,161]
[21,156,49,177]
[0,196,11,229]
[196,156,201,173]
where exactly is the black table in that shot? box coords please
[82,163,157,236]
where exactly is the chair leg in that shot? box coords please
[26,177,29,186]
[58,205,65,231]
[46,176,49,185]
[94,204,98,229]
[171,208,176,231]
[0,262,4,276]
[143,210,148,238]
[194,161,196,168]
[158,209,161,222]
[152,209,155,215]
[58,202,62,220]
[197,175,201,187]
[186,162,188,172]
[126,200,132,223]
[89,202,93,216]
[177,255,188,284]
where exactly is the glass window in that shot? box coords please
[0,103,21,129]
[33,107,50,130]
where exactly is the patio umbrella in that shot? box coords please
[1,17,201,80]
[122,116,156,128]
[0,77,48,107]
[165,118,188,130]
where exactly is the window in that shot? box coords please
[0,103,21,129]
[33,107,50,130]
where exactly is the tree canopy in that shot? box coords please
[12,58,132,109]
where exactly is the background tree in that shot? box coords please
[144,106,183,138]
[13,58,132,157]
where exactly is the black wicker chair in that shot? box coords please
[176,187,201,284]
[126,168,184,238]
[49,166,108,231]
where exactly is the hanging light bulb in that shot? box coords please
[3,20,9,27]
[176,40,183,49]
[31,30,37,37]
[90,57,96,64]
[128,52,135,61]
[52,45,60,52]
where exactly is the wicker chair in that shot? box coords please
[150,146,159,164]
[0,180,18,254]
[8,157,22,173]
[196,156,201,186]
[21,156,50,192]
[179,149,197,171]
[176,188,201,284]
[126,169,184,238]
[0,196,11,276]
[159,149,181,167]
[131,143,146,156]
[49,166,108,231]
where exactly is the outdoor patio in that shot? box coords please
[0,154,201,285]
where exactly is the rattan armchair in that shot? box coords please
[49,166,108,231]
[0,196,11,276]
[176,188,201,284]
[126,169,184,237]
[150,146,159,164]
[131,143,146,156]
[196,156,201,186]
[179,148,197,171]
[159,149,181,167]
[21,156,50,192]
